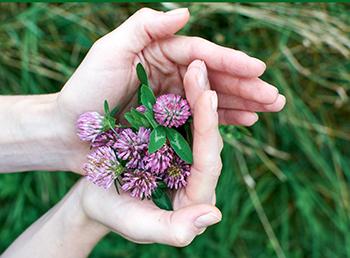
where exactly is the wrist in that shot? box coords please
[59,179,110,249]
[2,179,109,258]
[2,93,89,174]
[10,94,73,172]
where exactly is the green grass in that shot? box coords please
[0,3,349,258]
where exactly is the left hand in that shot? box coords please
[50,7,285,174]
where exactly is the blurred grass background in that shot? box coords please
[0,2,349,258]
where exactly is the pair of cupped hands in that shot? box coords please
[51,8,285,247]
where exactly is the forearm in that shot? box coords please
[2,180,109,258]
[0,94,72,172]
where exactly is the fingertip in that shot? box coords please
[260,82,279,104]
[187,59,204,70]
[252,57,266,76]
[170,204,220,247]
[211,206,222,221]
[184,60,210,108]
[164,8,190,23]
[280,94,287,109]
[193,206,222,228]
[232,52,267,77]
[123,7,190,50]
[246,113,259,126]
[219,110,258,126]
[165,7,189,15]
[236,112,258,127]
[263,94,286,112]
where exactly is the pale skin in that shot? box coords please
[0,7,286,257]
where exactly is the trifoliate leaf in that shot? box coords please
[144,110,158,129]
[102,115,116,132]
[166,127,193,164]
[149,126,167,153]
[124,108,151,130]
[184,122,193,145]
[136,63,148,86]
[152,185,172,211]
[140,84,156,110]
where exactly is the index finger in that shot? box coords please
[160,35,266,78]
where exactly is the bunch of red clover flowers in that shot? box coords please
[76,64,193,210]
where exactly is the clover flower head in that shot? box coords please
[144,145,174,174]
[76,112,104,142]
[84,146,123,189]
[121,169,157,199]
[91,128,120,148]
[153,94,191,128]
[163,155,191,189]
[114,127,150,168]
[136,127,151,146]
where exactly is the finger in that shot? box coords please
[84,180,221,247]
[183,60,223,204]
[187,90,224,204]
[115,201,221,247]
[209,70,279,104]
[184,59,210,108]
[160,35,266,78]
[218,93,286,112]
[218,109,259,126]
[104,8,190,53]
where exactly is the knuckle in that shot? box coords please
[208,160,223,175]
[218,160,223,171]
[174,235,193,247]
[189,36,206,57]
[173,227,195,247]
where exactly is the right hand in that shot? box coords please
[76,61,225,247]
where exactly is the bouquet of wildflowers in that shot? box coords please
[76,63,193,210]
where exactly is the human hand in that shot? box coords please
[52,7,285,174]
[2,84,223,257]
[2,75,224,256]
[78,61,224,246]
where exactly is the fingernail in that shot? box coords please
[165,8,188,16]
[247,113,259,126]
[194,212,221,229]
[210,91,218,111]
[198,60,208,90]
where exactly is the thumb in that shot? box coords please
[184,60,210,109]
[126,204,222,247]
[162,204,222,247]
[111,8,190,53]
[186,90,223,204]
[82,180,221,247]
[183,60,223,204]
